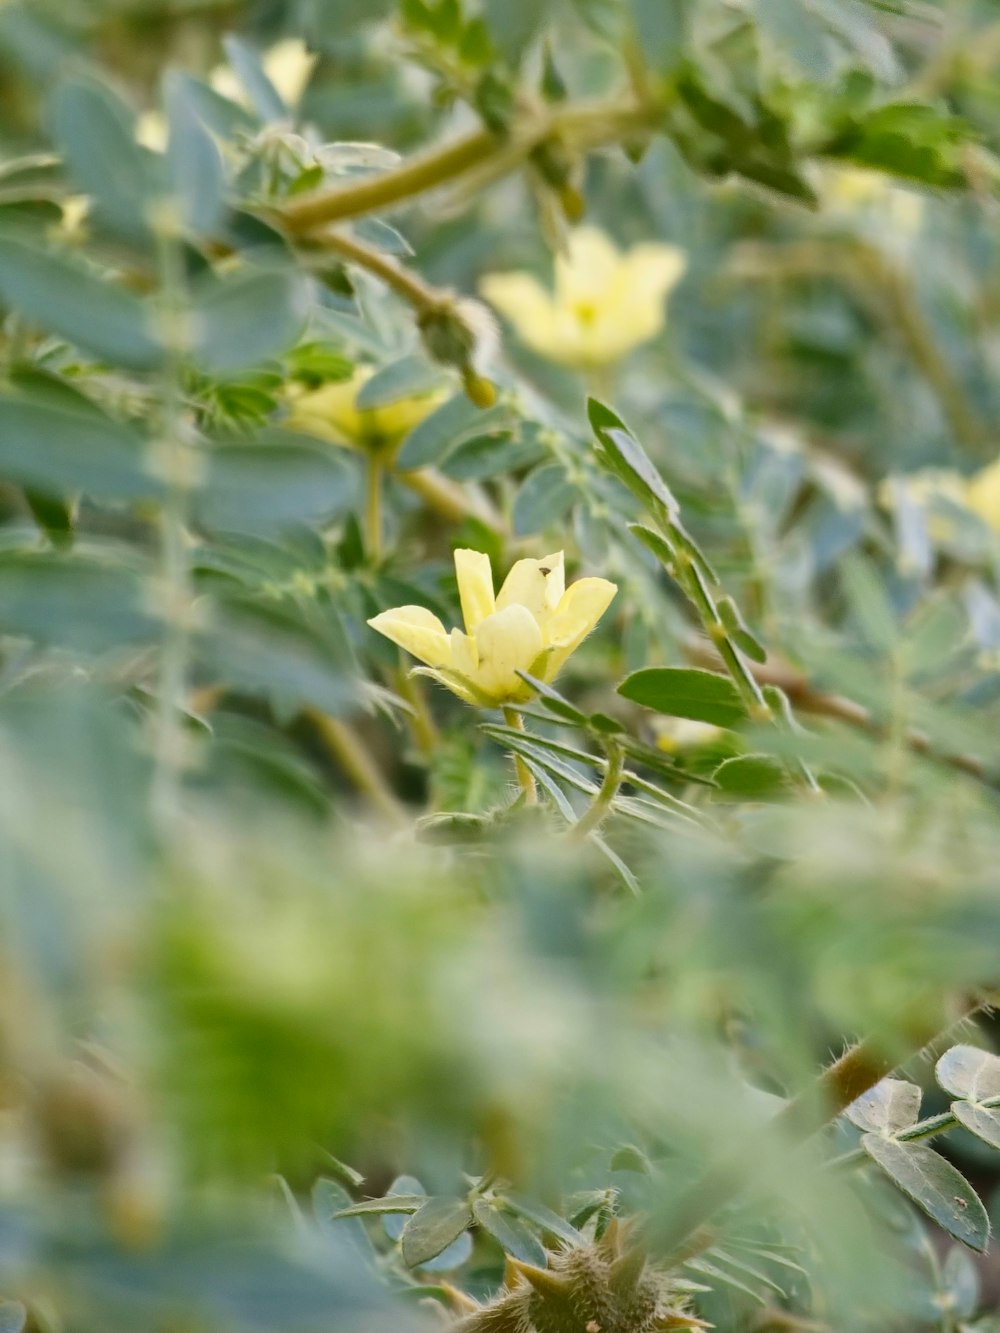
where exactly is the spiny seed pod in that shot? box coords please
[452,1224,708,1333]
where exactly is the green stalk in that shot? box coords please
[149,202,194,827]
[570,739,624,840]
[366,452,384,564]
[502,707,537,805]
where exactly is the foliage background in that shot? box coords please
[0,0,1000,1329]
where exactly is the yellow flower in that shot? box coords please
[964,457,1000,533]
[819,167,924,237]
[287,368,444,451]
[368,549,617,705]
[881,460,1000,547]
[480,227,686,369]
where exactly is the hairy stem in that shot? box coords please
[570,739,624,839]
[280,97,660,235]
[502,707,537,805]
[366,452,384,564]
[659,1001,984,1263]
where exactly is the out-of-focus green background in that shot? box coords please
[0,2,1000,1330]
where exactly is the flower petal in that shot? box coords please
[479,272,562,360]
[544,577,618,678]
[454,548,495,633]
[472,604,544,702]
[367,605,453,669]
[621,243,687,303]
[449,627,479,678]
[555,228,621,310]
[411,666,482,706]
[496,551,564,625]
[286,374,367,447]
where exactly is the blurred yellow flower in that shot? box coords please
[368,549,617,705]
[480,227,686,369]
[820,167,924,237]
[881,458,1000,543]
[964,457,1000,532]
[212,38,318,110]
[287,368,444,452]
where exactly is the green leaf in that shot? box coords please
[841,556,898,653]
[397,393,512,470]
[618,668,746,727]
[713,753,788,798]
[312,1178,375,1264]
[165,70,226,235]
[628,0,692,69]
[199,595,355,716]
[861,1135,990,1252]
[513,464,576,537]
[222,35,287,120]
[588,399,678,515]
[717,596,768,664]
[197,437,355,533]
[24,489,75,549]
[0,238,163,371]
[951,1102,1000,1151]
[0,553,154,653]
[0,397,155,502]
[936,1046,1000,1101]
[472,1198,546,1266]
[515,671,588,724]
[502,1194,583,1245]
[844,1079,921,1134]
[400,1197,472,1268]
[51,76,152,243]
[334,1194,427,1218]
[193,268,310,373]
[828,102,968,188]
[355,354,445,409]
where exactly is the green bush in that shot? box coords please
[0,1,999,1329]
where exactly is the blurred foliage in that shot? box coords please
[0,0,1000,1329]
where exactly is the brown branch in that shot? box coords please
[685,639,992,785]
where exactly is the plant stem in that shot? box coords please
[658,1001,985,1263]
[307,708,408,827]
[366,452,384,563]
[502,707,537,805]
[668,536,820,794]
[731,239,992,456]
[570,739,624,839]
[283,126,498,232]
[149,204,195,828]
[280,97,659,235]
[830,1092,1000,1170]
[313,227,444,314]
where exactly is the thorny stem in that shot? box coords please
[502,707,537,805]
[658,1000,986,1264]
[570,739,625,840]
